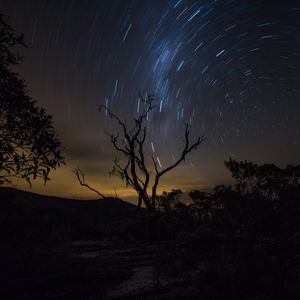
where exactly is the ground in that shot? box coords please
[0,187,299,299]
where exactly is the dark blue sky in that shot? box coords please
[1,0,299,199]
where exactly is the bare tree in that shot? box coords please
[100,95,205,209]
[74,95,205,208]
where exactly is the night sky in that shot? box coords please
[1,0,299,201]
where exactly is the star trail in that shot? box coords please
[1,0,299,200]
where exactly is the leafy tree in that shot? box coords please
[0,14,64,185]
[225,158,300,198]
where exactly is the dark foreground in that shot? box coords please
[0,187,299,299]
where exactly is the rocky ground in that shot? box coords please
[2,235,290,300]
[2,238,207,299]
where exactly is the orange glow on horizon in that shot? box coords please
[7,163,224,202]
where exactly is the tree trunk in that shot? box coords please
[140,193,152,209]
[137,195,142,208]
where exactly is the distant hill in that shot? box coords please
[0,187,137,220]
[0,187,140,243]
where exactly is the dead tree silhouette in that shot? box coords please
[75,95,205,209]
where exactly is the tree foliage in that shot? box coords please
[0,14,64,185]
[156,189,183,212]
[187,159,300,235]
[225,158,300,198]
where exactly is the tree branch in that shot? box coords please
[151,124,206,205]
[74,167,105,199]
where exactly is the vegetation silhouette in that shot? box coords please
[75,95,206,209]
[151,159,300,299]
[159,159,300,236]
[1,159,300,299]
[0,14,64,186]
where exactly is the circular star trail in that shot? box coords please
[1,0,299,198]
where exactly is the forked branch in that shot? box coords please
[151,123,206,205]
